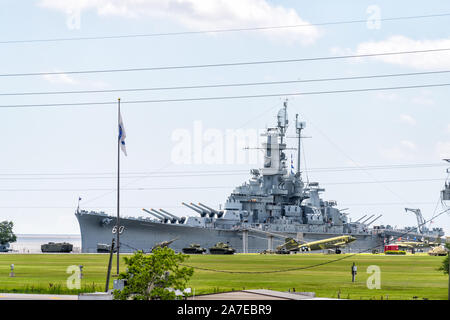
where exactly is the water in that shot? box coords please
[8,234,82,253]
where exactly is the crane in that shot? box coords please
[405,208,426,234]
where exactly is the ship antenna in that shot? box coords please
[278,99,289,144]
[76,196,81,214]
[302,137,310,184]
[295,114,306,176]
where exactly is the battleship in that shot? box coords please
[76,102,446,253]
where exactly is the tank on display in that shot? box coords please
[97,243,115,253]
[428,246,448,256]
[182,243,207,254]
[41,242,73,253]
[209,242,235,255]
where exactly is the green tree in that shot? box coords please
[438,243,450,275]
[113,247,194,300]
[0,221,16,245]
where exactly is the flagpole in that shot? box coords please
[116,97,121,275]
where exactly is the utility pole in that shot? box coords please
[116,98,121,275]
[105,238,115,292]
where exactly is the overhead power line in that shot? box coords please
[1,82,449,109]
[0,164,446,180]
[0,162,442,177]
[0,178,444,191]
[1,48,449,78]
[1,70,450,97]
[1,12,450,44]
[0,202,438,209]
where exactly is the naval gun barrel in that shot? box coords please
[182,202,207,217]
[354,214,367,223]
[159,209,186,224]
[366,214,383,227]
[361,214,375,225]
[151,209,177,224]
[190,202,214,218]
[198,203,224,218]
[142,208,168,223]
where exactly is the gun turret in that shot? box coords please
[182,202,207,217]
[159,209,186,224]
[190,203,214,218]
[151,209,177,224]
[366,214,382,227]
[198,203,224,218]
[361,214,375,225]
[354,214,367,223]
[142,208,168,223]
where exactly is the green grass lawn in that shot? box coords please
[0,253,447,299]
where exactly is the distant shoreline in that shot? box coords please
[16,234,81,237]
[9,234,82,253]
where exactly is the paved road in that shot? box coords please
[0,293,78,300]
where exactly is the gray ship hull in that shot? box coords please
[76,211,385,254]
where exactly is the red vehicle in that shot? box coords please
[384,245,399,252]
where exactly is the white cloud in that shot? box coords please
[447,124,450,134]
[380,140,417,160]
[400,140,416,150]
[355,35,450,69]
[42,73,77,85]
[42,73,112,89]
[410,90,435,106]
[330,46,353,56]
[380,146,410,160]
[376,92,403,103]
[38,0,320,44]
[436,141,450,159]
[411,95,435,106]
[333,35,450,69]
[399,114,416,126]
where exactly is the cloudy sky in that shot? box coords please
[1,0,449,236]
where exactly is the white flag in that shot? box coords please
[119,111,127,156]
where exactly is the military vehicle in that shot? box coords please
[259,249,276,254]
[0,243,11,252]
[97,243,116,253]
[209,242,235,255]
[41,242,73,253]
[428,246,448,256]
[393,234,444,253]
[75,102,445,253]
[276,238,301,254]
[182,243,207,254]
[151,237,179,252]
